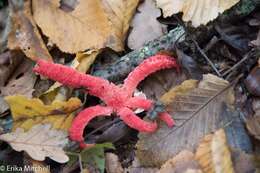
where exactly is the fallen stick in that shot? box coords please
[93,26,185,82]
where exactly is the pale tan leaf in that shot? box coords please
[156,0,240,27]
[127,0,166,50]
[0,124,69,163]
[159,150,203,173]
[137,74,234,166]
[195,129,235,173]
[8,0,52,61]
[32,0,138,53]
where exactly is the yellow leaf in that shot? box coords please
[195,129,235,173]
[156,0,240,27]
[32,0,139,53]
[5,95,81,131]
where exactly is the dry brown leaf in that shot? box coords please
[246,98,260,140]
[137,74,234,166]
[0,58,36,98]
[0,96,8,114]
[127,0,166,50]
[105,153,123,173]
[102,0,139,51]
[246,116,260,140]
[231,149,260,173]
[32,0,138,53]
[0,124,69,163]
[156,0,240,27]
[0,51,23,86]
[8,0,52,61]
[0,6,11,52]
[195,129,235,173]
[159,150,203,173]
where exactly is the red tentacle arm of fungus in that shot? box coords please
[123,55,179,97]
[33,54,179,148]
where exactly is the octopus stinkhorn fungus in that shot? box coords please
[33,54,179,148]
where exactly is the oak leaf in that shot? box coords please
[0,124,69,163]
[156,0,240,27]
[5,95,81,131]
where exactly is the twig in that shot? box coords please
[192,38,222,77]
[93,26,185,81]
[203,36,219,52]
[222,51,251,77]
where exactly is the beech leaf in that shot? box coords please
[0,124,69,163]
[137,74,234,166]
